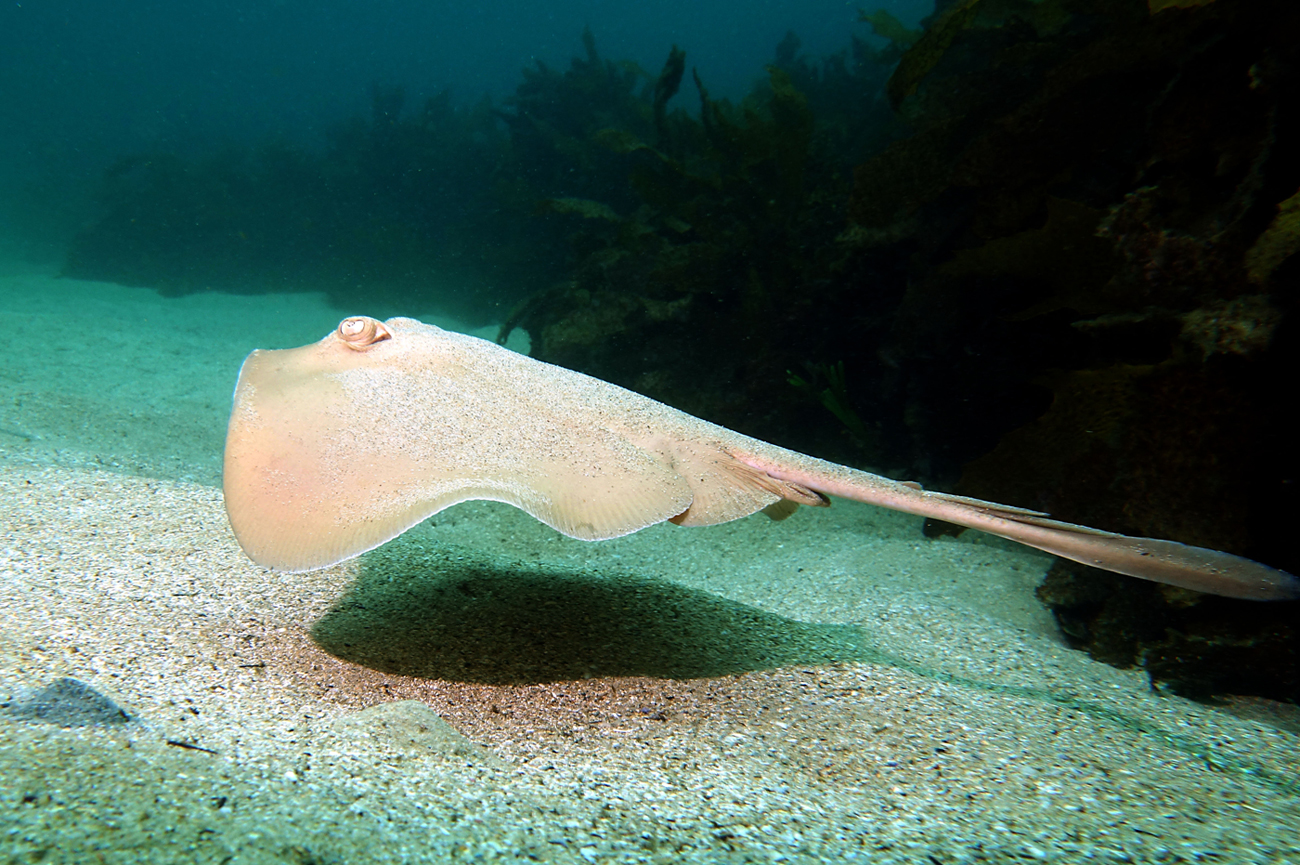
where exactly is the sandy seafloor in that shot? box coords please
[0,262,1297,865]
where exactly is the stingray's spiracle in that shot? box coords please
[337,316,392,350]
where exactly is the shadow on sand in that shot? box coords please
[310,541,874,685]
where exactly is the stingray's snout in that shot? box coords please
[337,316,392,350]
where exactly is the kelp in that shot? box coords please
[495,28,658,215]
[493,36,906,464]
[886,0,983,109]
[653,46,687,145]
[65,86,535,322]
[860,9,923,49]
[787,361,879,452]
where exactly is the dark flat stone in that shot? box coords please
[1,677,134,727]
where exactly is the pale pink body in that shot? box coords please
[223,316,1299,601]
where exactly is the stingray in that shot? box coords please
[223,316,1299,601]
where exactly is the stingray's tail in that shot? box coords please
[914,490,1299,601]
[741,453,1300,601]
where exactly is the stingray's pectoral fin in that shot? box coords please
[665,444,828,527]
[513,465,697,542]
[227,417,711,565]
[222,337,701,570]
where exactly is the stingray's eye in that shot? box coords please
[337,317,393,350]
